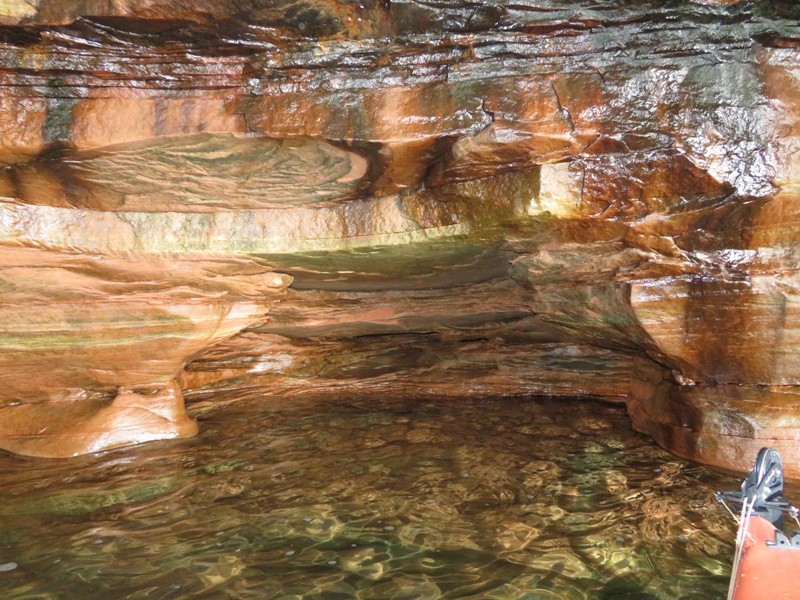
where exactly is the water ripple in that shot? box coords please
[0,395,768,599]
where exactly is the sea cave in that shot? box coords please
[0,0,799,598]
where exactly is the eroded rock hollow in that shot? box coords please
[0,0,799,475]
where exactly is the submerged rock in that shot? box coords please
[0,0,798,472]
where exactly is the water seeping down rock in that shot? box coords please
[0,0,799,475]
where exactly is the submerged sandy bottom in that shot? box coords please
[0,394,750,599]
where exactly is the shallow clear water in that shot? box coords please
[0,394,756,599]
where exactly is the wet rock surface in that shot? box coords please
[0,0,798,472]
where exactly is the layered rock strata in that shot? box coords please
[0,246,291,456]
[0,0,798,473]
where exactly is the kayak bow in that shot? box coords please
[716,448,800,600]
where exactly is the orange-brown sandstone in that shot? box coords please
[0,0,798,474]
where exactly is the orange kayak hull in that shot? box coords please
[731,515,800,600]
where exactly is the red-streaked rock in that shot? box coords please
[182,332,633,405]
[3,134,369,211]
[0,246,291,456]
[0,2,797,472]
[629,358,800,479]
[0,381,198,458]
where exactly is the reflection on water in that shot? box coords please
[0,395,751,599]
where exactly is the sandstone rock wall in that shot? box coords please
[0,0,799,474]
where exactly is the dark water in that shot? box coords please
[0,395,752,599]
